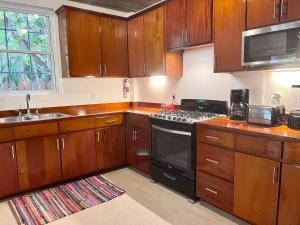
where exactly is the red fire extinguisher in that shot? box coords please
[123,79,130,98]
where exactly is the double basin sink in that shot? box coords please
[0,113,70,123]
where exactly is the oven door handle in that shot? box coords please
[152,125,192,136]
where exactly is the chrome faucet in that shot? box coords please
[26,94,31,115]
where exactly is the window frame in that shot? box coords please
[0,2,58,95]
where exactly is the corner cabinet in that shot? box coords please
[213,0,246,72]
[128,7,183,77]
[57,6,128,77]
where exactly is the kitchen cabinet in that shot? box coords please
[126,114,150,174]
[234,153,280,225]
[57,7,102,77]
[101,17,128,77]
[0,142,19,197]
[213,0,246,72]
[60,130,96,179]
[281,0,300,22]
[128,7,183,77]
[128,16,145,77]
[96,125,125,169]
[16,136,62,191]
[165,0,212,50]
[278,164,300,225]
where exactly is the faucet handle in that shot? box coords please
[35,108,40,115]
[13,109,22,117]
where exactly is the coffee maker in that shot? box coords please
[230,89,249,121]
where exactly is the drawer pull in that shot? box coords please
[206,136,220,141]
[205,158,220,164]
[205,187,218,195]
[106,120,116,124]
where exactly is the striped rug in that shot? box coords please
[9,175,125,225]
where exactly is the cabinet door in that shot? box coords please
[247,0,280,29]
[214,0,245,72]
[67,9,102,77]
[16,136,62,191]
[128,16,145,77]
[234,153,280,225]
[186,0,212,46]
[0,142,19,197]
[144,7,165,76]
[97,126,125,169]
[165,0,186,50]
[278,164,300,225]
[61,130,96,179]
[101,17,128,77]
[281,0,300,22]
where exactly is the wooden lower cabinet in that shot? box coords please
[0,142,19,197]
[16,136,62,191]
[278,164,300,225]
[234,153,280,225]
[61,130,96,179]
[96,125,125,170]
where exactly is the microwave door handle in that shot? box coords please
[152,125,192,136]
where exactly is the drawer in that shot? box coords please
[94,114,123,128]
[284,142,300,165]
[126,113,149,129]
[236,134,282,159]
[197,143,234,182]
[14,122,58,139]
[59,117,94,133]
[196,171,233,213]
[197,127,235,149]
[0,127,14,142]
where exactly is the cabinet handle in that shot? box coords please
[143,63,146,74]
[273,166,279,184]
[135,131,138,141]
[56,138,60,151]
[11,145,15,159]
[205,187,218,195]
[205,158,220,164]
[206,135,220,141]
[281,1,288,18]
[273,1,279,18]
[185,30,188,45]
[141,64,144,73]
[61,137,65,150]
[100,64,102,75]
[97,131,100,142]
[181,31,184,43]
[103,65,107,75]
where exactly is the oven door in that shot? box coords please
[151,121,195,180]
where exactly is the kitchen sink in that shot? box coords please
[0,113,70,123]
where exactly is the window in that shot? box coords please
[0,8,55,92]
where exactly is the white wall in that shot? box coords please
[0,0,131,110]
[133,45,300,112]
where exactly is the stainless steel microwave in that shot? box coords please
[242,21,300,67]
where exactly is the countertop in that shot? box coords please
[198,117,300,142]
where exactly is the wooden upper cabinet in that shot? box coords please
[281,0,300,22]
[247,0,280,30]
[16,136,62,191]
[214,0,246,72]
[278,164,300,225]
[144,7,165,75]
[101,17,128,77]
[234,153,280,225]
[128,16,145,77]
[186,0,212,46]
[58,7,102,77]
[165,0,186,50]
[61,130,96,179]
[0,142,19,197]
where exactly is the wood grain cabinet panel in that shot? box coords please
[128,16,145,77]
[64,9,102,77]
[0,128,14,143]
[59,117,94,133]
[96,125,125,170]
[0,142,19,197]
[283,142,300,165]
[278,164,300,225]
[281,0,300,22]
[101,17,128,77]
[61,130,96,179]
[214,0,246,72]
[14,122,58,140]
[94,114,123,128]
[164,0,186,50]
[247,0,280,29]
[16,136,62,191]
[234,153,280,225]
[186,0,212,46]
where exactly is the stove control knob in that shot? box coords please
[172,117,177,120]
[177,117,182,121]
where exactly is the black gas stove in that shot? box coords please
[150,99,228,200]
